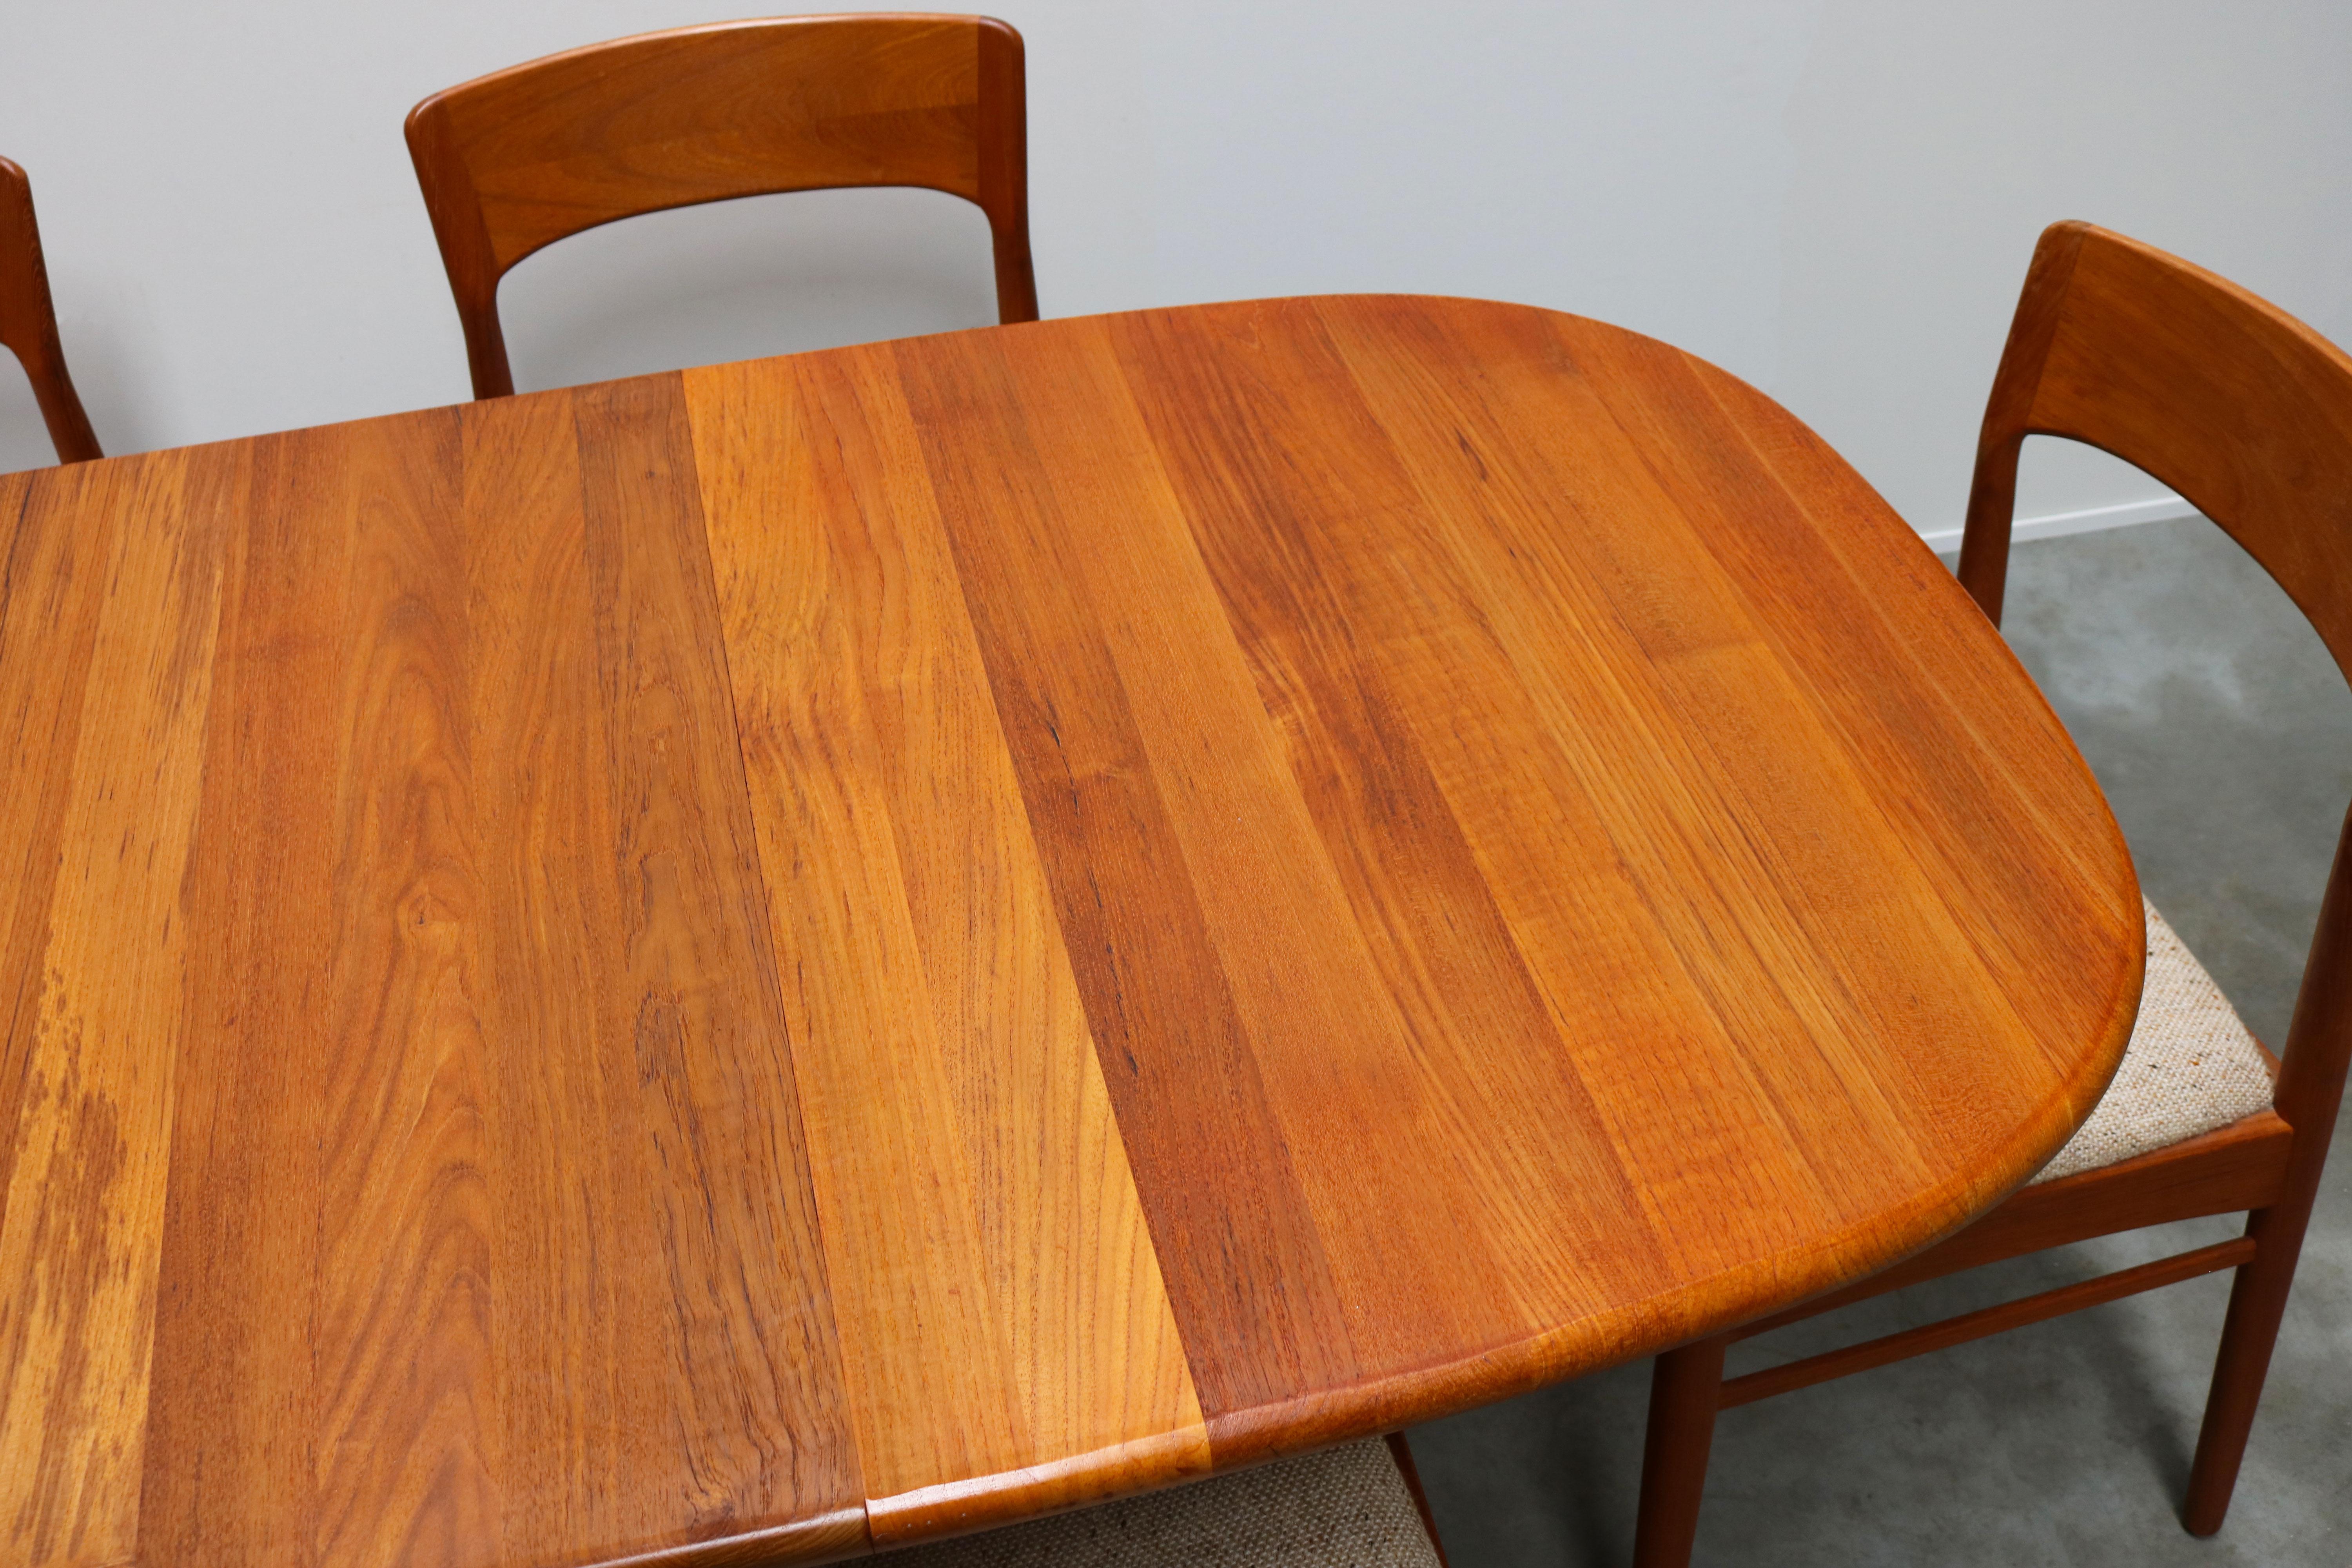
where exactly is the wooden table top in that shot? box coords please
[0,295,2141,1568]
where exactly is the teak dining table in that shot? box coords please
[0,295,2142,1568]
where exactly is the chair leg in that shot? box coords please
[1385,1431,1451,1567]
[1633,1335,1729,1568]
[2183,1207,2310,1535]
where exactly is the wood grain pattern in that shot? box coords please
[406,14,1037,400]
[8,399,864,1568]
[0,294,2140,1568]
[0,157,101,465]
[685,347,1207,1544]
[0,447,232,1563]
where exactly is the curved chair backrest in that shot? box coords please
[406,12,1038,400]
[0,158,101,464]
[1957,221,2352,1174]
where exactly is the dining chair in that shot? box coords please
[1630,221,2352,1566]
[889,1436,1447,1566]
[405,13,1040,401]
[0,156,101,463]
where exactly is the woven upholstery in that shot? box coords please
[880,1439,1443,1568]
[2029,899,2276,1185]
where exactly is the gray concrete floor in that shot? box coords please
[1407,519,2352,1565]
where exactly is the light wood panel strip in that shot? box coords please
[0,463,108,1564]
[300,409,501,1568]
[693,351,1027,1526]
[0,461,120,1214]
[0,445,236,1567]
[687,352,1205,1542]
[882,334,1369,1439]
[463,388,630,1568]
[141,428,346,1568]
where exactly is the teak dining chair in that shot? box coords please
[1630,222,2352,1566]
[405,13,1039,401]
[0,157,101,464]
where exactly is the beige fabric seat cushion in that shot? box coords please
[880,1439,1442,1568]
[2029,899,2276,1185]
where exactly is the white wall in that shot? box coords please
[3,0,2349,539]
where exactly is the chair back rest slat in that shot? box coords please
[1962,224,2352,680]
[407,13,1034,399]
